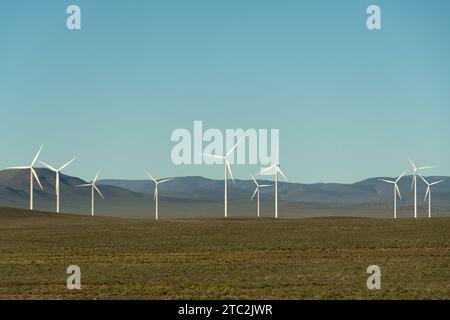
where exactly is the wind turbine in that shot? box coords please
[39,158,75,213]
[409,159,432,218]
[250,174,271,218]
[7,145,44,210]
[201,138,242,218]
[419,175,444,219]
[257,158,288,219]
[145,171,174,220]
[77,171,103,217]
[378,170,407,219]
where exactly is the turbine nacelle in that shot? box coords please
[7,145,45,190]
[200,137,243,219]
[250,174,272,201]
[7,145,45,210]
[146,171,174,201]
[40,158,76,173]
[408,158,433,195]
[77,170,104,199]
[256,150,288,219]
[38,158,75,213]
[379,170,407,219]
[419,175,444,201]
[257,163,288,182]
[378,178,402,200]
[201,137,243,185]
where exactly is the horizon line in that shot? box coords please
[0,167,447,186]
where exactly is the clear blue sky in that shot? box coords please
[1,0,449,183]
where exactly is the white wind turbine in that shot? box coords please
[39,158,75,213]
[419,175,444,219]
[201,138,242,218]
[250,174,272,218]
[146,171,174,220]
[7,145,44,210]
[77,171,104,217]
[409,159,432,218]
[257,157,288,219]
[378,170,407,219]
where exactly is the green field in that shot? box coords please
[0,207,449,300]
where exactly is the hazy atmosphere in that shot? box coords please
[1,1,450,183]
[1,1,450,304]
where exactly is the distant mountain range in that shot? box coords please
[1,168,449,218]
[98,176,450,204]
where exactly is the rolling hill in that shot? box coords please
[0,169,449,218]
[98,175,450,206]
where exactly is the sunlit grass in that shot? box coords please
[0,208,449,299]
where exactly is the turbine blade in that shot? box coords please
[77,183,92,187]
[159,178,174,184]
[226,160,235,184]
[145,171,157,183]
[410,175,416,192]
[153,188,157,201]
[259,184,272,187]
[226,137,243,158]
[93,170,101,184]
[39,161,57,172]
[251,187,258,201]
[7,166,30,170]
[418,174,429,185]
[201,153,225,160]
[396,170,407,183]
[257,164,276,176]
[250,174,258,186]
[395,184,402,200]
[430,180,444,186]
[31,145,43,166]
[59,158,75,171]
[408,158,417,169]
[93,185,104,199]
[277,166,288,181]
[378,179,395,184]
[31,168,43,190]
[424,187,430,201]
[418,166,433,170]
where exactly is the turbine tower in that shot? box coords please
[39,158,75,213]
[250,174,271,218]
[77,171,104,216]
[378,170,406,219]
[419,175,444,219]
[409,159,432,218]
[258,159,288,219]
[201,138,242,218]
[7,145,44,210]
[146,171,174,220]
